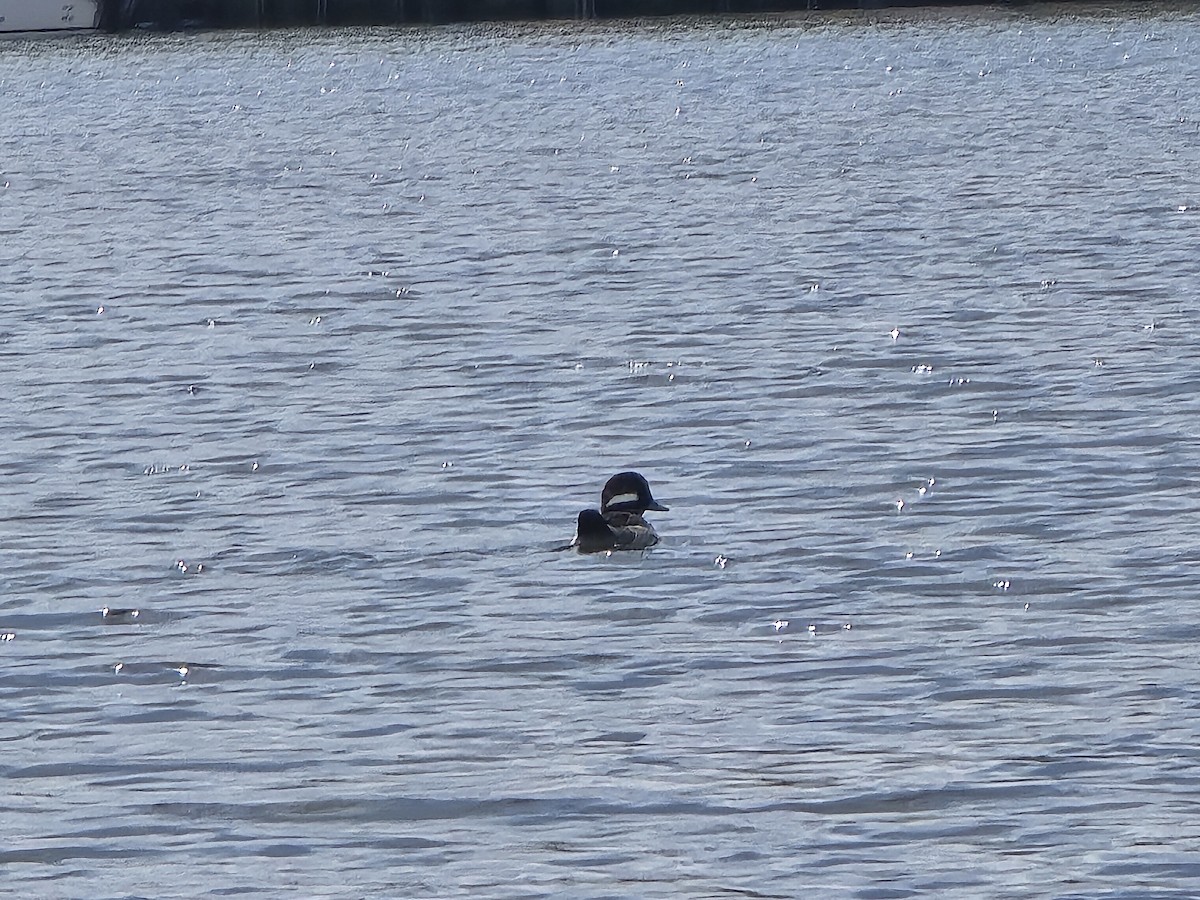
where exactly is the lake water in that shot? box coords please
[3,5,1200,896]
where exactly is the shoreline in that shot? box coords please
[101,0,1189,31]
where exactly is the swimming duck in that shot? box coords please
[572,471,669,553]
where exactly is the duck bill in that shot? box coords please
[646,500,669,512]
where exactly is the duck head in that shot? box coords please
[600,471,669,515]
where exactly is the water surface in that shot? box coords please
[3,6,1200,897]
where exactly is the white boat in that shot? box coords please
[0,0,99,33]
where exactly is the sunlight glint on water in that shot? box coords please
[3,8,1200,897]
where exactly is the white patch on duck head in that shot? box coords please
[605,492,640,508]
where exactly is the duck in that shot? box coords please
[572,471,669,553]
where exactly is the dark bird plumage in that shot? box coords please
[571,471,668,553]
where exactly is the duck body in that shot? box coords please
[572,471,668,554]
[575,508,660,553]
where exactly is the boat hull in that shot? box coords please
[0,0,98,33]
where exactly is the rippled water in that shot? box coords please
[4,6,1200,897]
